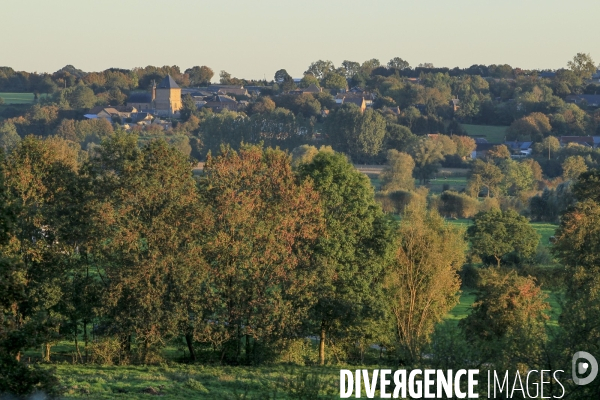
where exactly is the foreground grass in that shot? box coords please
[463,124,508,143]
[50,364,340,399]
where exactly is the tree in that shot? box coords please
[522,158,543,181]
[487,144,511,160]
[297,151,392,365]
[468,159,504,197]
[66,85,96,109]
[298,74,319,88]
[567,53,597,80]
[459,268,549,370]
[321,72,347,91]
[179,93,199,121]
[533,135,560,159]
[0,147,63,397]
[386,205,466,363]
[0,122,21,152]
[507,112,552,142]
[552,195,600,398]
[199,145,323,364]
[249,96,276,114]
[341,60,361,79]
[86,134,209,363]
[387,57,410,70]
[385,123,415,152]
[361,59,381,75]
[501,159,535,196]
[407,137,445,183]
[304,60,335,80]
[325,105,386,162]
[380,150,415,192]
[572,168,600,203]
[451,135,476,159]
[219,70,232,85]
[467,209,540,267]
[274,69,292,83]
[562,155,588,181]
[185,65,214,86]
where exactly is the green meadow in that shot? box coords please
[0,92,41,104]
[462,124,508,144]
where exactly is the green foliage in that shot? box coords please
[199,145,323,364]
[407,137,445,183]
[562,155,588,181]
[467,209,540,266]
[297,151,392,364]
[379,149,415,192]
[0,121,21,151]
[86,133,207,363]
[438,190,480,218]
[572,168,600,202]
[385,205,466,363]
[325,105,386,162]
[467,159,504,197]
[460,268,549,370]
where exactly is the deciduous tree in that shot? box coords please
[467,209,540,267]
[386,205,466,363]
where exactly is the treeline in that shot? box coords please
[1,133,600,398]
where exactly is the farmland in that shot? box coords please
[462,124,508,144]
[0,92,41,104]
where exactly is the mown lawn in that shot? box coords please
[462,124,508,144]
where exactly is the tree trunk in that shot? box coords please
[83,320,88,363]
[16,352,20,362]
[245,334,251,365]
[185,333,196,362]
[319,321,326,365]
[75,328,83,363]
[44,343,51,362]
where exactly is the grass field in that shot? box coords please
[462,124,508,144]
[417,176,468,193]
[49,364,341,399]
[0,92,40,104]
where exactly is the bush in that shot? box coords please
[88,337,121,365]
[438,191,480,218]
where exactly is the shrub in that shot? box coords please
[88,337,121,365]
[438,190,480,218]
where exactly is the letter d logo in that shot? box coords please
[572,351,598,385]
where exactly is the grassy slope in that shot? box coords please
[462,124,508,144]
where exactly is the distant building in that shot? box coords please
[565,95,600,107]
[505,140,532,156]
[336,96,367,113]
[289,84,322,95]
[203,95,239,112]
[474,143,497,159]
[85,105,137,122]
[126,75,182,116]
[559,136,600,149]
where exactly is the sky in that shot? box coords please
[1,0,598,81]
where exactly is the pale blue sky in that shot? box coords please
[1,0,598,80]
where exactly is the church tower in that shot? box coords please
[154,75,182,115]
